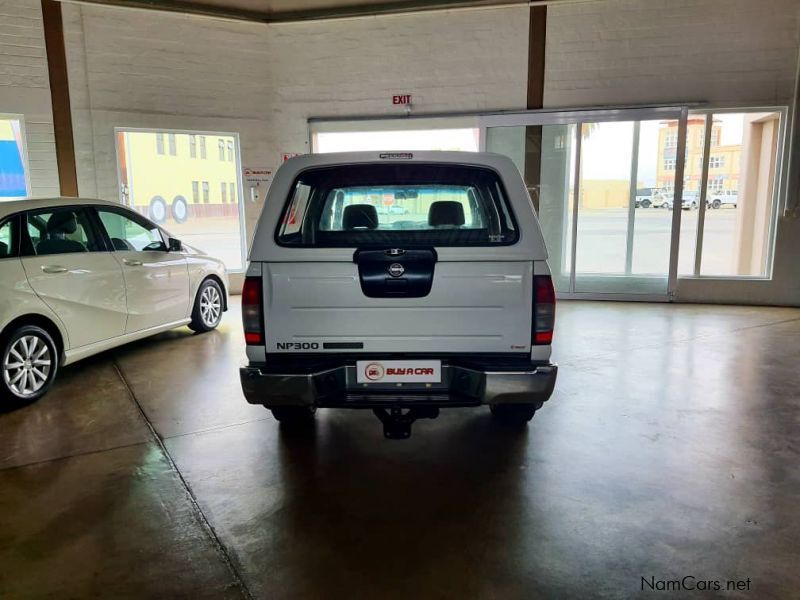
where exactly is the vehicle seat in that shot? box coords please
[0,241,7,257]
[110,237,135,251]
[36,212,87,255]
[343,204,378,230]
[428,201,465,228]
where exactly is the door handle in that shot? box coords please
[41,265,68,274]
[123,258,143,267]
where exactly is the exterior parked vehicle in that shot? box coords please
[663,191,700,210]
[240,151,558,438]
[0,198,228,405]
[707,189,738,209]
[635,188,664,209]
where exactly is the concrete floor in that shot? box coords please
[1,299,799,599]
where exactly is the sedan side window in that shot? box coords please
[0,218,15,258]
[0,218,15,259]
[97,209,165,252]
[26,208,102,256]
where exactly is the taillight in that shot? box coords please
[533,275,556,345]
[242,276,264,345]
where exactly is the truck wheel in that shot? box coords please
[1,325,58,406]
[641,199,651,208]
[490,403,539,425]
[712,199,721,209]
[189,279,224,333]
[270,406,316,425]
[149,196,167,224]
[172,196,189,223]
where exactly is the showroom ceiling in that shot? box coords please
[65,0,546,23]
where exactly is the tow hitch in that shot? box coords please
[373,407,439,439]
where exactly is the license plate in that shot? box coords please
[356,360,441,384]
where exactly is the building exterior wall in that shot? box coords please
[656,119,742,195]
[121,131,240,220]
[0,0,59,197]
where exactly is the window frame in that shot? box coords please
[0,114,32,199]
[681,106,788,281]
[113,127,248,273]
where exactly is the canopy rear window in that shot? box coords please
[276,163,518,247]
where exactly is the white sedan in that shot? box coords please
[0,197,229,405]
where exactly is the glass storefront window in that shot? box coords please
[116,130,245,271]
[0,117,28,200]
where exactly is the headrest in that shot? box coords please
[428,201,465,227]
[47,211,79,235]
[343,204,378,230]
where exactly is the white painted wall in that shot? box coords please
[0,0,59,197]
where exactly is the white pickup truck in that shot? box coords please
[239,151,557,438]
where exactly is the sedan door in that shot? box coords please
[20,206,127,349]
[93,207,190,333]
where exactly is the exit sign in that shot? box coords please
[392,94,412,105]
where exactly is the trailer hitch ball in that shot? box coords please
[373,407,440,439]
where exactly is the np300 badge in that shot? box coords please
[388,263,405,277]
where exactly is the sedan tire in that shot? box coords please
[1,325,58,406]
[189,279,224,333]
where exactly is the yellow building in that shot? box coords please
[579,179,643,209]
[656,118,741,196]
[119,131,239,224]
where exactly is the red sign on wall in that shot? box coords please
[392,94,412,105]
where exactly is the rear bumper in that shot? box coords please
[239,360,557,408]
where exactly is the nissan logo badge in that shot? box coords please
[385,248,405,256]
[388,263,405,277]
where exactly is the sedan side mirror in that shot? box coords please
[168,237,183,252]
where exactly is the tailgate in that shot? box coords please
[263,261,533,355]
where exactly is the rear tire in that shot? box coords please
[270,406,316,425]
[641,199,651,208]
[712,199,721,209]
[1,325,59,407]
[172,196,189,223]
[490,403,539,426]
[189,279,224,332]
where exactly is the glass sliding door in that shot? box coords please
[484,123,576,292]
[482,107,687,300]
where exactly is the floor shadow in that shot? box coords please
[265,409,535,599]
